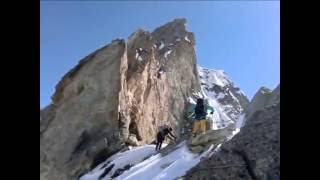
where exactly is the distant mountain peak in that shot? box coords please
[197,66,249,129]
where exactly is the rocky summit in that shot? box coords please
[40,18,202,180]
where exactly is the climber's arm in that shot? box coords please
[168,131,176,140]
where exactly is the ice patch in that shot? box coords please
[216,93,225,99]
[237,89,246,96]
[236,113,246,129]
[187,97,196,104]
[159,42,165,50]
[184,36,191,43]
[192,91,204,99]
[229,91,240,105]
[164,50,173,59]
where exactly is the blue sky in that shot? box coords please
[41,1,280,108]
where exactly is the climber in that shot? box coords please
[155,124,176,151]
[188,98,214,137]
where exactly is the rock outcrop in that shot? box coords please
[188,123,235,153]
[243,84,280,125]
[118,18,200,145]
[40,18,201,180]
[40,40,127,180]
[185,85,280,180]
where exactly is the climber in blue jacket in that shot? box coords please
[187,98,214,137]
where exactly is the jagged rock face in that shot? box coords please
[40,18,200,180]
[40,103,56,136]
[118,18,200,145]
[185,90,280,180]
[244,84,280,123]
[198,66,249,122]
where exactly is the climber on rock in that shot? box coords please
[188,98,214,137]
[155,124,176,151]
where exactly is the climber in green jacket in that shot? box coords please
[186,98,214,137]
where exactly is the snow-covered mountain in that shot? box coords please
[186,66,249,130]
[198,66,249,122]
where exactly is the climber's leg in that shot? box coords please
[156,133,164,151]
[192,121,201,137]
[200,119,206,134]
[158,140,163,150]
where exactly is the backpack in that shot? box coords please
[195,105,207,119]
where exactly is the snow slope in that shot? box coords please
[80,142,216,180]
[80,145,160,180]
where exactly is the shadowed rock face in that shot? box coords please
[40,18,201,180]
[40,40,127,180]
[185,86,280,180]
